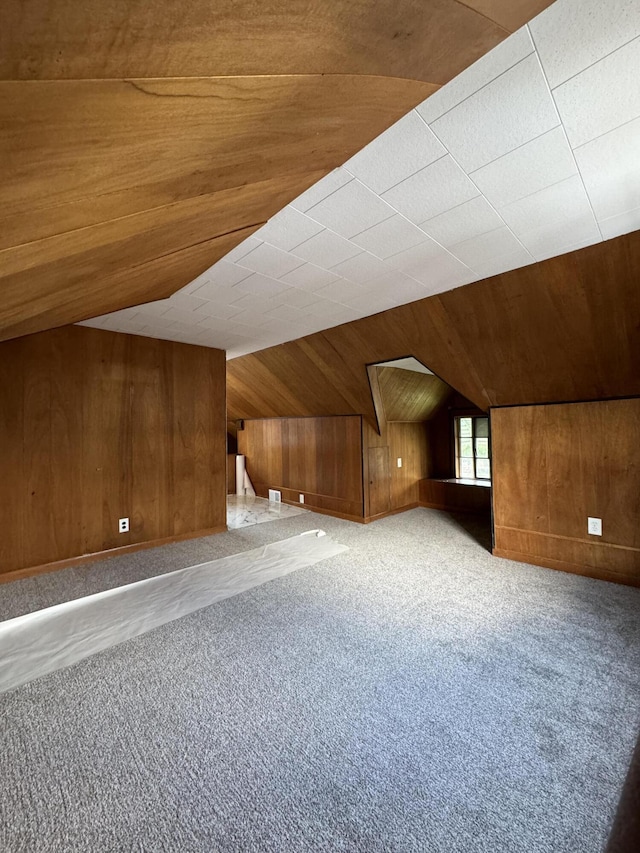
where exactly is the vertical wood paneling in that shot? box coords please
[492,399,640,586]
[363,421,430,518]
[238,416,363,519]
[50,326,84,560]
[367,447,392,517]
[0,325,227,576]
[23,332,54,569]
[0,337,24,569]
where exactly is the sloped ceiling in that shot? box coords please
[227,230,640,425]
[0,0,552,342]
[78,0,640,356]
[375,367,453,423]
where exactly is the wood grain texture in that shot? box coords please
[0,73,436,341]
[228,231,640,420]
[419,479,491,514]
[376,367,452,422]
[363,421,430,518]
[1,1,529,82]
[491,399,640,586]
[237,417,364,519]
[0,325,227,575]
[0,0,550,343]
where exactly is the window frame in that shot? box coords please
[453,413,491,482]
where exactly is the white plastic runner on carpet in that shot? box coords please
[0,531,348,694]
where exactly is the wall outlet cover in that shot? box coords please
[587,517,602,536]
[268,489,281,503]
[118,517,129,533]
[397,457,403,468]
[299,494,305,504]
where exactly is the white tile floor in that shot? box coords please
[227,495,308,530]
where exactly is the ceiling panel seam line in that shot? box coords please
[466,122,561,177]
[289,177,355,220]
[448,0,512,34]
[297,167,485,274]
[417,49,536,125]
[481,171,583,215]
[358,200,481,276]
[547,33,640,92]
[571,112,640,152]
[421,112,535,262]
[527,24,605,243]
[347,152,449,197]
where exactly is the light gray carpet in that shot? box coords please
[1,508,639,853]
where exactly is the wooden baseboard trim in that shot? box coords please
[364,503,419,524]
[492,547,640,588]
[0,525,229,585]
[419,501,489,515]
[279,499,365,524]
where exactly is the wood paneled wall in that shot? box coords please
[228,231,640,422]
[0,326,227,577]
[2,1,553,341]
[376,367,452,423]
[363,422,430,519]
[238,417,364,520]
[492,399,640,586]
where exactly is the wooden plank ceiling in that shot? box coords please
[227,230,640,426]
[0,0,552,341]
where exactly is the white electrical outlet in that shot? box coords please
[397,457,403,468]
[299,494,305,504]
[587,517,602,536]
[119,517,129,534]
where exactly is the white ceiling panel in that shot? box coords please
[290,168,353,212]
[253,207,323,252]
[385,237,445,274]
[382,156,479,225]
[386,242,475,292]
[430,54,559,174]
[189,261,252,297]
[599,206,640,241]
[470,126,578,208]
[235,241,304,279]
[363,270,428,302]
[449,227,531,269]
[517,212,601,261]
[305,179,395,239]
[409,253,477,296]
[498,175,596,235]
[345,290,401,313]
[232,273,293,298]
[222,236,263,264]
[290,228,361,267]
[467,250,534,280]
[417,27,534,124]
[195,308,242,326]
[529,0,640,89]
[553,36,640,149]
[80,0,639,358]
[164,293,209,313]
[315,278,365,304]
[574,116,640,222]
[279,262,341,292]
[279,288,322,309]
[329,252,393,284]
[420,196,504,247]
[344,110,446,194]
[350,215,428,260]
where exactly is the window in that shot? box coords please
[454,416,491,481]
